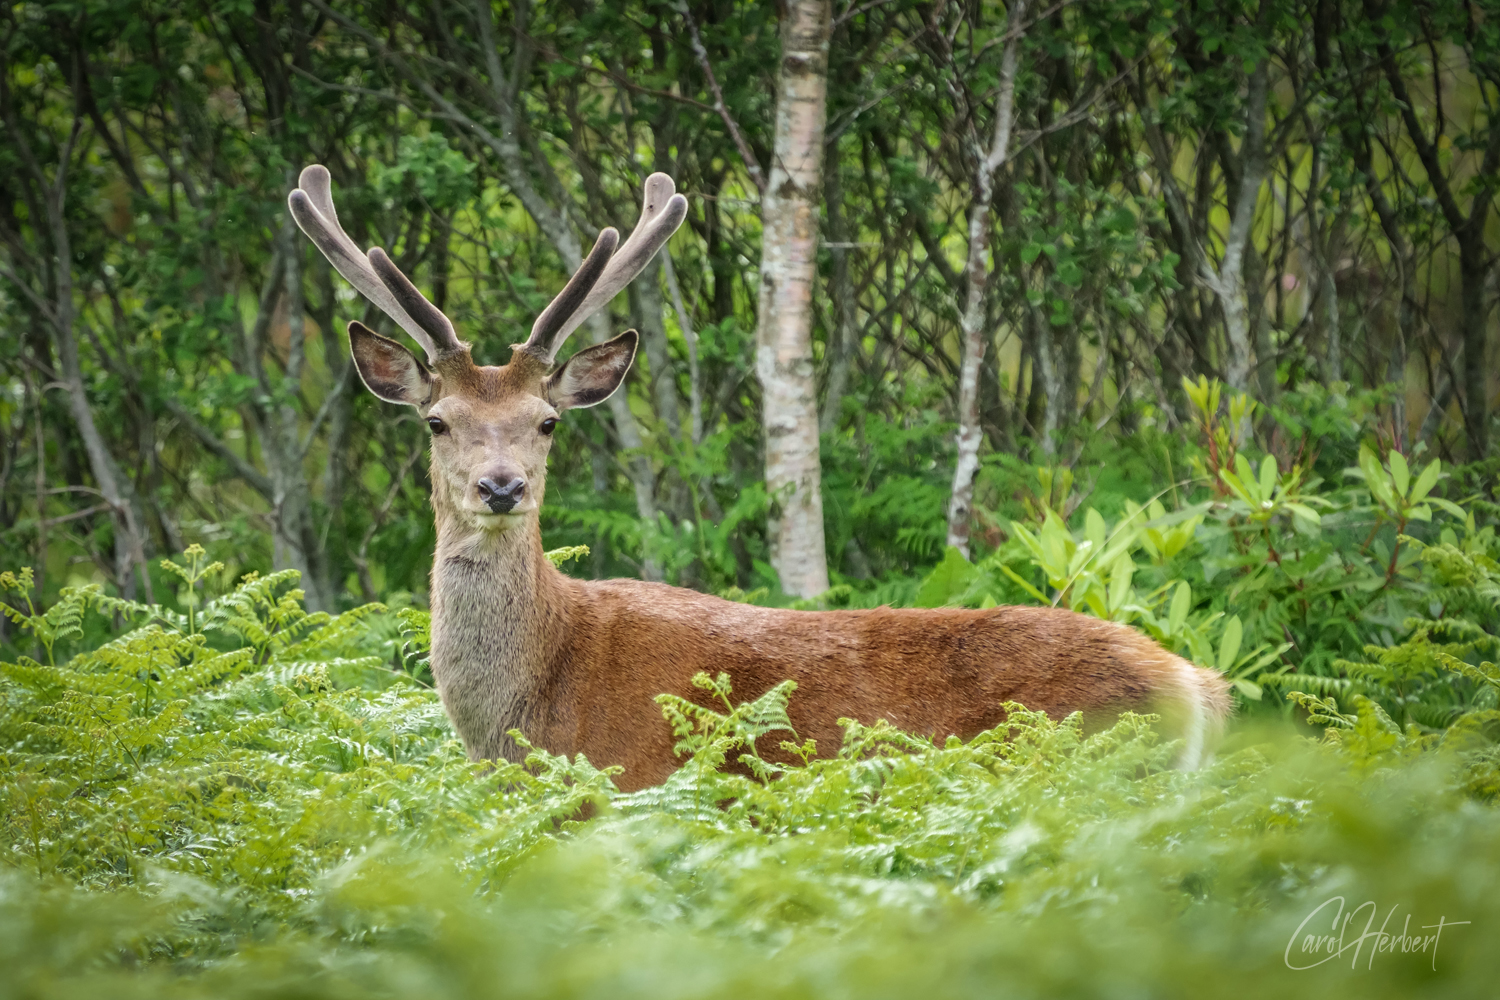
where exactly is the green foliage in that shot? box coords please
[0,564,595,919]
[542,544,591,569]
[651,671,799,792]
[899,378,1498,725]
[5,565,1500,997]
[1,569,91,667]
[1281,520,1500,795]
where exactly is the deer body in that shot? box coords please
[288,165,1231,794]
[432,515,1227,790]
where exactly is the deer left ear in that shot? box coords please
[545,330,638,411]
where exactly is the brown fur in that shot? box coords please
[349,345,1235,793]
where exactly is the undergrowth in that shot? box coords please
[3,540,1500,998]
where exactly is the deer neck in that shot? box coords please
[427,504,573,762]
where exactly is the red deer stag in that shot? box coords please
[288,165,1230,792]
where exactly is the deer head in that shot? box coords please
[287,166,687,533]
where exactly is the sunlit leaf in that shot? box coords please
[1216,615,1243,673]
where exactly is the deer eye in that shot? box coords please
[539,418,558,436]
[426,417,447,435]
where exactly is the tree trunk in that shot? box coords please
[1318,266,1342,385]
[1033,312,1062,459]
[1310,202,1346,387]
[632,255,683,441]
[632,255,692,526]
[30,120,152,600]
[1200,61,1268,396]
[757,0,833,597]
[1421,371,1455,446]
[263,219,327,610]
[1366,0,1499,456]
[1245,244,1280,404]
[313,255,357,603]
[1458,232,1491,457]
[588,309,664,580]
[945,0,1025,557]
[51,262,151,601]
[820,136,857,436]
[661,251,704,445]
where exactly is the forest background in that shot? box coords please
[3,0,1498,618]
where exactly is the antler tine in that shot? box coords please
[528,173,689,363]
[367,247,462,354]
[524,227,620,361]
[288,165,462,361]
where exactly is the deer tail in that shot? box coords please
[1168,656,1232,770]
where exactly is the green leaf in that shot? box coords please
[1258,455,1277,501]
[1431,497,1467,520]
[1359,445,1398,510]
[545,545,592,567]
[1168,581,1191,636]
[1107,554,1134,614]
[1389,451,1410,498]
[998,563,1051,604]
[1102,206,1136,234]
[1409,458,1441,502]
[1216,615,1243,673]
[914,547,977,608]
[1233,453,1258,502]
[1285,503,1322,525]
[1218,468,1255,507]
[1232,678,1262,700]
[1040,512,1074,578]
[1085,508,1107,551]
[1009,521,1045,562]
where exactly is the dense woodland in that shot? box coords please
[2,0,1497,614]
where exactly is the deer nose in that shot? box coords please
[476,476,526,514]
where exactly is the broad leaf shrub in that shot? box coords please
[4,545,1500,997]
[912,380,1497,722]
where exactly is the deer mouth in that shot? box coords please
[471,505,533,527]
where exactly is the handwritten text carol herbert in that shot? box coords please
[1285,896,1470,972]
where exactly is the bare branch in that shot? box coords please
[676,1,766,193]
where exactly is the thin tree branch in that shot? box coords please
[676,1,766,193]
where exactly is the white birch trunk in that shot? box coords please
[757,0,833,598]
[1035,317,1062,458]
[945,0,1026,558]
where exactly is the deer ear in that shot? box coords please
[349,321,432,406]
[545,330,638,411]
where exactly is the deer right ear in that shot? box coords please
[349,321,433,406]
[544,330,638,411]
